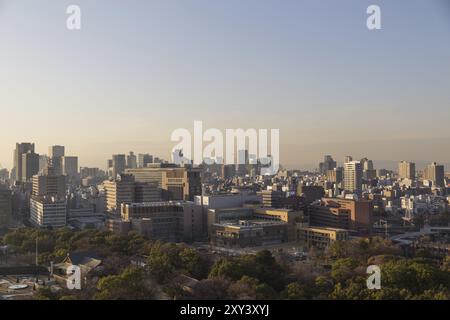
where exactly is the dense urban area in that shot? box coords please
[0,145,449,300]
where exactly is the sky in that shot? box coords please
[1,0,450,170]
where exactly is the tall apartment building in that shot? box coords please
[399,161,416,180]
[32,173,66,198]
[30,163,67,228]
[423,162,445,188]
[343,161,363,196]
[30,196,67,228]
[102,174,160,214]
[0,185,12,228]
[125,164,202,201]
[13,143,35,183]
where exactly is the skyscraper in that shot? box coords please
[398,161,416,180]
[21,151,40,182]
[127,152,138,169]
[423,162,445,188]
[138,154,153,168]
[319,155,337,174]
[62,156,79,180]
[112,154,126,179]
[13,142,35,183]
[49,145,65,175]
[0,184,12,228]
[48,145,65,158]
[360,158,376,180]
[343,161,363,196]
[326,167,343,184]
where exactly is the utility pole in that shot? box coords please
[35,231,38,266]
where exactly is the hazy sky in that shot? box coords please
[1,0,450,170]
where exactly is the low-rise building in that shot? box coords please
[119,201,204,242]
[297,226,349,249]
[211,220,288,248]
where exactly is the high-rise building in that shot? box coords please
[319,155,337,174]
[39,155,49,173]
[125,164,201,201]
[80,167,100,179]
[102,174,160,214]
[48,145,65,158]
[62,156,79,179]
[423,162,445,188]
[30,196,67,228]
[21,151,40,182]
[103,174,135,213]
[360,158,374,171]
[138,154,153,168]
[237,149,249,176]
[326,167,343,184]
[399,161,416,180]
[127,152,138,169]
[49,145,65,175]
[112,154,126,178]
[32,173,66,198]
[13,143,35,183]
[344,156,353,163]
[0,184,12,228]
[360,158,376,180]
[343,161,363,196]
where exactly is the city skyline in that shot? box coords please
[1,0,450,168]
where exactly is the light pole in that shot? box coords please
[35,230,39,283]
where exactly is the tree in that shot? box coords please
[95,267,156,300]
[179,247,209,279]
[191,278,230,300]
[330,258,358,284]
[283,282,309,300]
